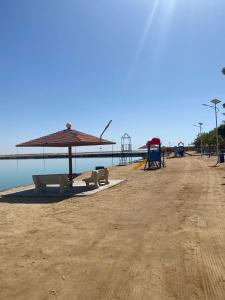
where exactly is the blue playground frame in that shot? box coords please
[144,138,165,170]
[176,141,185,157]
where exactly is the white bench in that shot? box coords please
[32,174,72,192]
[82,168,109,189]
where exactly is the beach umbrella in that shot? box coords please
[16,123,115,181]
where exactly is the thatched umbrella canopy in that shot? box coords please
[16,123,115,181]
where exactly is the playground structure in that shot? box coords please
[133,159,147,170]
[119,133,132,166]
[174,141,185,157]
[144,138,164,170]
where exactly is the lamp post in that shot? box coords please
[202,99,221,163]
[194,122,203,156]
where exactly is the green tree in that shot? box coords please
[193,125,225,149]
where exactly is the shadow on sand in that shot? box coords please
[0,180,124,204]
[0,185,94,204]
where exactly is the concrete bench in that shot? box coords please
[32,174,71,192]
[82,168,109,189]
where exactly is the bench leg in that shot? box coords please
[60,183,71,193]
[94,180,99,189]
[83,179,99,189]
[60,187,66,193]
[35,184,46,193]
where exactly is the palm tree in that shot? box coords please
[222,67,225,75]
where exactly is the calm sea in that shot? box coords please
[0,157,121,191]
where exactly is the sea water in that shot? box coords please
[0,157,121,191]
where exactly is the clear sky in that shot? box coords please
[0,0,225,154]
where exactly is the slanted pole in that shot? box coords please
[68,146,73,181]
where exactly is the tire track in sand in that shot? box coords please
[179,157,225,300]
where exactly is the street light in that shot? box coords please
[194,122,203,156]
[202,99,221,163]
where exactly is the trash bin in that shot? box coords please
[95,166,105,170]
[220,153,224,163]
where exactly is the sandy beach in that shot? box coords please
[1,156,225,299]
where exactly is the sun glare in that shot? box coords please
[125,0,178,85]
[136,0,160,59]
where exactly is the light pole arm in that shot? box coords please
[202,103,219,113]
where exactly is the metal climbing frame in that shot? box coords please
[119,133,132,166]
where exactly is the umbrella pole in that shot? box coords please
[68,146,73,182]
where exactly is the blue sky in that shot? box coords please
[0,0,225,154]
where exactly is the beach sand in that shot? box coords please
[1,156,225,299]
